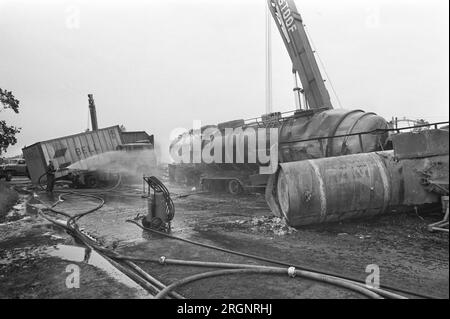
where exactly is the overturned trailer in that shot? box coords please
[23,126,157,187]
[23,126,123,185]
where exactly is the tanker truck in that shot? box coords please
[168,0,390,194]
[169,109,389,194]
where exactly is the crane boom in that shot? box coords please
[267,0,333,110]
[88,94,99,131]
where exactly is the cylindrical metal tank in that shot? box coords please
[278,109,389,162]
[169,109,389,166]
[266,151,446,226]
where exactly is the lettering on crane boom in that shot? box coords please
[272,0,298,44]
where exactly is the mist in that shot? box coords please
[67,149,159,179]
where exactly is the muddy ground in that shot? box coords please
[0,218,142,299]
[0,179,147,299]
[0,178,448,299]
[0,181,19,223]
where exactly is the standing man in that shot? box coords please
[46,160,56,192]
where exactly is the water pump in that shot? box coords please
[142,176,174,232]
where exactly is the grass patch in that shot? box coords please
[0,182,19,221]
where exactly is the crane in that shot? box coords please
[267,0,333,110]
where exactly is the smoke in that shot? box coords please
[67,149,160,179]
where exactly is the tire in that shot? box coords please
[227,179,243,195]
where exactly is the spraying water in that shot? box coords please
[67,149,159,179]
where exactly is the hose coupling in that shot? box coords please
[288,266,296,278]
[159,256,166,265]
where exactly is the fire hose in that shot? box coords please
[153,268,384,300]
[33,191,182,299]
[24,178,437,299]
[125,220,411,299]
[27,178,184,299]
[113,256,404,299]
[31,188,392,299]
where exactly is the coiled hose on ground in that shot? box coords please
[39,179,407,299]
[153,268,384,300]
[22,177,429,299]
[126,220,434,299]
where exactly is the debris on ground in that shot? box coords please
[233,216,298,236]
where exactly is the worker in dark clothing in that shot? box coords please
[46,160,56,192]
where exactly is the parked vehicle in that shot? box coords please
[0,158,29,181]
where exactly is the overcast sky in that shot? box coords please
[1,0,449,160]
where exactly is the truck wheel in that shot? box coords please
[227,179,243,195]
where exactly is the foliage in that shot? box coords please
[0,88,21,155]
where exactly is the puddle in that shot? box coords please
[45,244,151,298]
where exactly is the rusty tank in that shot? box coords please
[266,129,449,226]
[278,109,389,162]
[168,108,389,187]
